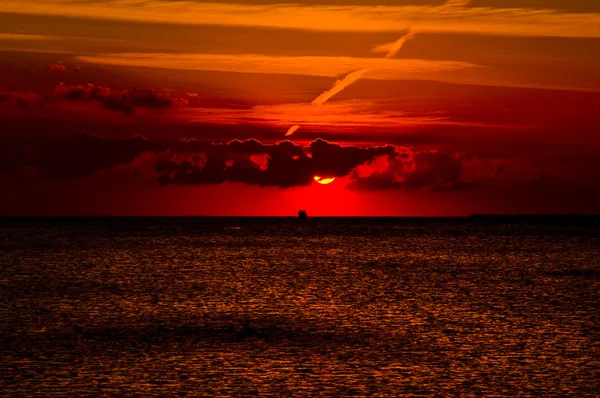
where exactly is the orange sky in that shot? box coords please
[1,0,599,215]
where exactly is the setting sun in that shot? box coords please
[314,176,336,185]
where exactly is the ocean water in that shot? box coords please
[1,217,599,396]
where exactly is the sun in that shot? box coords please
[314,176,335,185]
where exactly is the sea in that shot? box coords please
[1,217,599,396]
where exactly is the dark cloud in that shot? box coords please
[309,139,397,176]
[0,133,154,180]
[0,133,466,190]
[471,0,600,13]
[0,90,46,110]
[155,138,402,188]
[405,152,463,188]
[54,83,188,114]
[46,63,67,73]
[349,150,463,191]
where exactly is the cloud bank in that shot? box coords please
[0,133,464,191]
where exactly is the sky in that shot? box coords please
[1,0,599,216]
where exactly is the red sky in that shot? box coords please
[1,0,600,216]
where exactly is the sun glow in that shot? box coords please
[314,176,336,185]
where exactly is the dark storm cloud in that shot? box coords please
[54,83,187,114]
[0,133,464,190]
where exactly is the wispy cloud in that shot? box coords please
[443,0,472,7]
[76,53,479,81]
[0,33,57,41]
[2,1,600,38]
[75,53,478,138]
[178,100,508,132]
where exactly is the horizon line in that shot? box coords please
[1,214,600,219]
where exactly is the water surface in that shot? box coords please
[1,217,599,395]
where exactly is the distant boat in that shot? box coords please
[297,210,307,219]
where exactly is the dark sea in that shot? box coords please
[1,217,599,396]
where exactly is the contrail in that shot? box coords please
[312,69,369,106]
[286,0,465,137]
[285,125,300,137]
[371,0,468,59]
[372,30,416,59]
[370,0,469,60]
[285,70,369,136]
[284,70,368,136]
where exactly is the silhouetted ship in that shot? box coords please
[297,210,307,219]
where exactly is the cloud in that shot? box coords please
[54,83,188,114]
[158,138,468,190]
[46,63,82,73]
[0,90,46,110]
[0,133,468,191]
[348,150,463,190]
[0,133,153,180]
[47,63,67,73]
[444,0,472,7]
[458,154,547,186]
[405,152,463,189]
[0,82,541,140]
[6,133,598,196]
[76,53,478,82]
[3,1,600,38]
[0,33,58,41]
[3,82,524,141]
